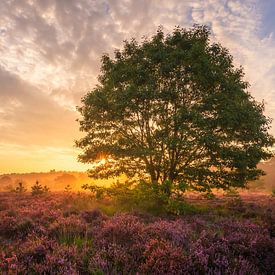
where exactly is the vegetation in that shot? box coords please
[31,181,50,196]
[0,192,274,274]
[13,182,27,194]
[64,184,72,193]
[0,25,274,274]
[82,180,195,215]
[77,25,274,197]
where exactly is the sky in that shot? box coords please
[0,0,275,173]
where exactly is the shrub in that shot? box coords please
[203,191,216,200]
[17,236,79,274]
[83,180,194,215]
[224,187,240,198]
[31,181,50,196]
[145,220,192,247]
[0,215,34,239]
[140,239,186,274]
[13,182,27,194]
[81,209,106,224]
[48,215,89,248]
[165,197,197,216]
[0,252,18,273]
[1,192,274,274]
[64,184,72,193]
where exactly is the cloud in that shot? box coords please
[0,0,275,172]
[0,66,79,147]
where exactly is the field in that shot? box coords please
[0,191,274,274]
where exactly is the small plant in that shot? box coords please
[13,182,27,194]
[271,188,275,197]
[43,185,50,193]
[64,184,72,193]
[31,180,50,196]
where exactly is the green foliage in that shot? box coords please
[31,180,50,196]
[77,25,274,193]
[224,187,240,198]
[83,180,196,216]
[271,188,275,197]
[165,197,197,215]
[59,235,92,250]
[203,191,216,200]
[13,182,27,194]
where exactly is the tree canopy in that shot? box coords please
[76,25,274,193]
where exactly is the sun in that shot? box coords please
[99,158,106,165]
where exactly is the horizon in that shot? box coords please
[1,0,275,173]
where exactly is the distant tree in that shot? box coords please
[76,25,274,195]
[13,182,27,194]
[31,180,49,196]
[64,184,72,193]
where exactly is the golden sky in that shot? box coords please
[0,0,275,173]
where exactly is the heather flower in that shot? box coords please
[140,239,186,274]
[145,219,192,247]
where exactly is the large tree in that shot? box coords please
[76,26,274,193]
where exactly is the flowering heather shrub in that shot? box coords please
[0,252,18,273]
[98,214,144,245]
[89,214,146,273]
[81,208,107,224]
[16,235,79,274]
[0,192,274,274]
[186,219,275,274]
[140,239,186,274]
[0,215,34,239]
[89,242,139,274]
[145,219,192,247]
[48,215,88,246]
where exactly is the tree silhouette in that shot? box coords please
[77,25,274,194]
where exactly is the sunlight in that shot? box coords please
[98,158,106,165]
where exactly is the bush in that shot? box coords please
[48,215,88,248]
[13,182,27,194]
[83,180,194,216]
[140,239,186,274]
[1,192,274,274]
[0,216,34,239]
[17,236,79,274]
[203,191,216,200]
[224,187,240,198]
[31,181,50,196]
[64,184,72,193]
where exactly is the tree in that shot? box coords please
[31,180,50,196]
[76,25,274,194]
[13,181,27,194]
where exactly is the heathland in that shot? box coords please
[0,158,274,274]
